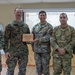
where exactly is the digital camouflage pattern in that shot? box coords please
[51,25,75,75]
[4,20,30,75]
[32,22,53,53]
[32,22,53,75]
[34,52,50,75]
[0,30,4,49]
[0,30,4,72]
[53,57,72,75]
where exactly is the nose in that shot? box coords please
[18,12,21,14]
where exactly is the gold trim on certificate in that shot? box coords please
[22,34,33,42]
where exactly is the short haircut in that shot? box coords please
[60,13,68,18]
[39,10,46,15]
[14,7,23,12]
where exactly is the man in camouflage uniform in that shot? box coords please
[3,7,30,75]
[0,30,4,75]
[32,11,53,75]
[51,13,75,75]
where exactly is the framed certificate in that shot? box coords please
[22,34,33,42]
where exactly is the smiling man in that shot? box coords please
[51,13,75,75]
[31,11,53,75]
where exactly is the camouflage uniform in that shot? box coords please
[3,20,30,75]
[32,22,53,75]
[0,30,4,72]
[51,25,75,75]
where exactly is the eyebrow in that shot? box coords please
[60,16,66,18]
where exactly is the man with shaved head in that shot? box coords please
[51,13,75,75]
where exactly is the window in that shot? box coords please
[23,8,75,32]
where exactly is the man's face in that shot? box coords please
[38,13,47,22]
[14,9,23,19]
[59,14,68,25]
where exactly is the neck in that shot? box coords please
[61,24,68,28]
[40,21,46,25]
[15,18,21,22]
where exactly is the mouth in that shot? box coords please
[17,15,21,16]
[61,20,65,22]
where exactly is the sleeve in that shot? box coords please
[38,25,53,43]
[3,24,11,53]
[64,28,75,54]
[24,24,30,44]
[51,27,59,51]
[0,30,4,49]
[26,24,30,34]
[31,26,35,51]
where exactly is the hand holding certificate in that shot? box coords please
[22,34,33,42]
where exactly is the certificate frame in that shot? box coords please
[22,34,33,42]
